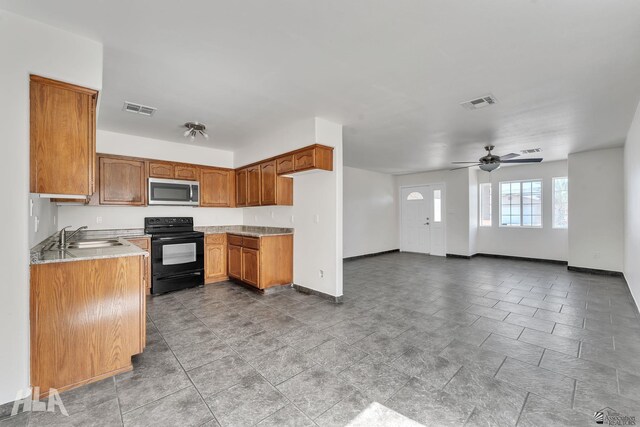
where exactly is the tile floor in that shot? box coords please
[2,252,640,426]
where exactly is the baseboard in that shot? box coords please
[567,265,624,277]
[343,249,399,261]
[474,253,568,265]
[446,253,472,260]
[292,283,343,303]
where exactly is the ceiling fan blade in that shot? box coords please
[501,158,543,163]
[499,153,520,160]
[450,164,480,171]
[451,161,481,164]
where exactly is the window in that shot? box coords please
[433,190,442,222]
[479,183,492,227]
[553,177,568,228]
[406,191,424,200]
[499,180,542,227]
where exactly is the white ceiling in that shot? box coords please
[2,0,640,174]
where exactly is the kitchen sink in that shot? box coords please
[64,239,124,249]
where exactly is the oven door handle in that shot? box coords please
[156,271,202,281]
[156,236,200,241]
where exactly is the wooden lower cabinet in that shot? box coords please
[205,234,228,283]
[227,234,293,290]
[30,256,146,398]
[228,244,242,279]
[241,248,259,286]
[127,237,152,294]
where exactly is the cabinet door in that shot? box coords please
[205,235,227,283]
[277,176,293,206]
[294,148,316,172]
[30,75,97,195]
[201,168,232,207]
[148,161,174,178]
[236,169,248,207]
[241,248,260,287]
[175,165,198,181]
[260,160,277,206]
[247,165,261,206]
[99,157,146,205]
[228,245,242,279]
[126,238,151,294]
[276,155,294,175]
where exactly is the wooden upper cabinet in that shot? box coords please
[148,161,174,179]
[236,169,248,207]
[260,161,277,206]
[276,155,294,175]
[292,145,333,173]
[201,167,235,207]
[99,156,146,205]
[246,165,261,206]
[30,75,98,196]
[175,165,198,181]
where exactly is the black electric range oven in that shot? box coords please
[145,217,204,294]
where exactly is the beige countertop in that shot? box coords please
[30,235,147,265]
[195,225,294,237]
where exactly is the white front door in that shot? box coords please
[401,186,431,254]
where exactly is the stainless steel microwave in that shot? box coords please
[148,178,199,206]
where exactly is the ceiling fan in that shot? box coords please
[451,145,543,172]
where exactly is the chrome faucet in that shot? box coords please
[59,225,88,247]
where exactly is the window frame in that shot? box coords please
[479,182,492,227]
[552,177,568,229]
[498,179,543,229]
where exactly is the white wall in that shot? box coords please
[624,102,640,308]
[395,168,471,256]
[241,118,344,298]
[343,167,398,258]
[0,10,103,404]
[58,130,242,231]
[476,160,569,261]
[97,129,234,167]
[568,148,624,272]
[28,194,58,247]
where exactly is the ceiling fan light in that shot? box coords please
[479,163,500,172]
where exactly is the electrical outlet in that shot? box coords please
[34,216,39,233]
[314,214,320,224]
[53,215,56,225]
[254,215,258,222]
[270,210,275,219]
[29,199,34,217]
[290,215,295,224]
[96,216,102,224]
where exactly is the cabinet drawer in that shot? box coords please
[276,155,294,174]
[175,165,198,181]
[294,149,316,171]
[148,161,174,178]
[242,236,260,250]
[206,234,226,245]
[228,234,243,246]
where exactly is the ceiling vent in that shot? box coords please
[460,94,498,110]
[521,148,542,154]
[122,101,156,116]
